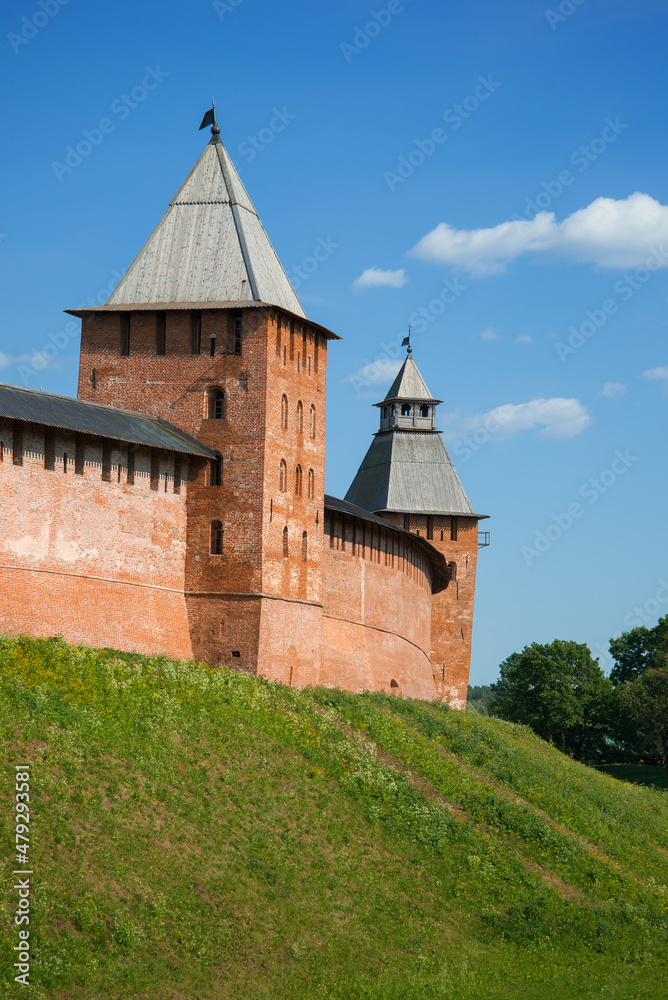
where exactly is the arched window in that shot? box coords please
[296,400,303,434]
[309,404,316,439]
[390,679,399,690]
[210,453,223,486]
[207,387,225,419]
[302,531,308,562]
[295,464,303,497]
[210,520,223,555]
[308,468,315,500]
[279,459,287,492]
[282,526,289,558]
[448,561,457,581]
[420,404,430,418]
[401,403,411,417]
[382,406,388,419]
[281,394,288,430]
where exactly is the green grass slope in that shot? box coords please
[1,635,667,1000]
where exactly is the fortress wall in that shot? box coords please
[0,419,193,659]
[321,510,436,702]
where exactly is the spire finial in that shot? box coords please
[199,100,221,143]
[402,325,412,355]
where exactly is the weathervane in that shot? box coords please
[199,99,221,141]
[401,324,412,355]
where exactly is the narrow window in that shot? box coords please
[302,531,308,562]
[156,312,166,355]
[283,346,287,366]
[308,468,315,500]
[289,319,294,361]
[150,449,160,491]
[190,311,201,355]
[448,561,457,581]
[282,526,289,558]
[281,394,288,430]
[314,334,319,373]
[209,333,216,357]
[210,453,223,486]
[173,453,182,494]
[296,400,303,434]
[120,313,130,356]
[295,464,303,497]
[403,514,409,530]
[276,316,281,355]
[211,520,223,555]
[279,459,287,492]
[127,445,135,485]
[12,421,23,467]
[308,356,311,374]
[0,441,3,462]
[208,388,225,419]
[309,404,316,439]
[382,406,388,419]
[102,439,112,482]
[297,350,301,372]
[75,435,85,476]
[233,310,242,355]
[63,452,68,474]
[451,516,458,541]
[302,329,307,360]
[427,515,433,540]
[44,427,55,471]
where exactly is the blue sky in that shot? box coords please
[2,0,668,684]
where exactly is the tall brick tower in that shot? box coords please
[72,118,338,683]
[344,345,488,709]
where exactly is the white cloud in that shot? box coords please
[440,397,592,445]
[0,352,13,368]
[344,358,403,397]
[516,335,533,345]
[479,326,500,341]
[642,366,668,393]
[599,381,627,398]
[408,193,668,276]
[353,267,408,291]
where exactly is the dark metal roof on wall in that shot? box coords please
[324,494,450,593]
[0,382,216,458]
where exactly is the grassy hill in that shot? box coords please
[1,635,667,1000]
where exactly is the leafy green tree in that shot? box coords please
[609,615,668,771]
[492,640,613,759]
[616,669,668,775]
[466,684,497,715]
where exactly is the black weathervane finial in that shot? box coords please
[402,325,412,355]
[199,99,221,143]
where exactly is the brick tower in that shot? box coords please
[73,118,338,683]
[344,344,488,709]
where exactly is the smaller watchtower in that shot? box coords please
[344,344,488,709]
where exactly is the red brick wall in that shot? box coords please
[0,419,193,659]
[321,511,437,702]
[382,513,479,710]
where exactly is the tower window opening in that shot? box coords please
[427,515,433,540]
[233,310,242,355]
[295,464,303,497]
[308,356,311,374]
[448,561,457,582]
[302,531,308,561]
[44,427,55,471]
[309,404,316,439]
[190,311,201,355]
[451,516,458,541]
[208,388,225,419]
[120,313,131,356]
[308,467,315,500]
[401,403,411,417]
[75,435,85,476]
[102,439,112,482]
[281,394,288,430]
[211,520,223,555]
[297,400,303,434]
[382,406,388,419]
[210,453,223,486]
[297,351,301,372]
[283,346,287,365]
[156,312,166,355]
[276,320,281,355]
[279,459,287,492]
[420,404,429,418]
[209,334,216,357]
[282,526,289,558]
[63,452,68,474]
[390,679,399,690]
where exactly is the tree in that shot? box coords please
[616,669,668,775]
[492,640,613,759]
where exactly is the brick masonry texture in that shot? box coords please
[0,303,482,708]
